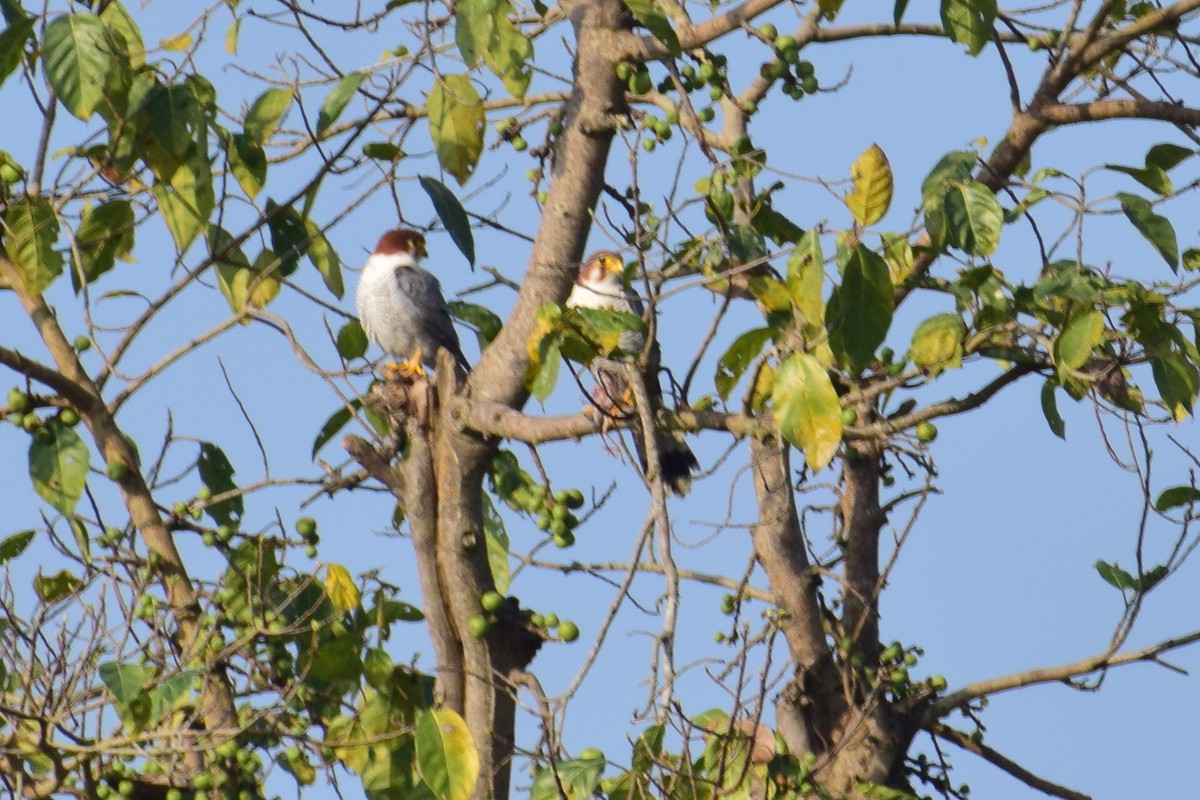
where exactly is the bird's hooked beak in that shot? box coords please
[599,254,623,277]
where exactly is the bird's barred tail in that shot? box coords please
[657,431,699,497]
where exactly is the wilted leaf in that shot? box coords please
[416,709,481,800]
[325,563,361,612]
[772,352,843,472]
[317,71,365,138]
[429,75,484,185]
[42,14,112,120]
[846,144,893,226]
[420,175,476,267]
[29,421,89,516]
[909,313,964,372]
[1117,192,1179,271]
[34,569,81,603]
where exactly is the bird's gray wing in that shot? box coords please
[392,266,470,368]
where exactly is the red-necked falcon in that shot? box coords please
[356,229,470,376]
[567,251,699,496]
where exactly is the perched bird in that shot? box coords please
[567,251,699,496]
[356,229,469,377]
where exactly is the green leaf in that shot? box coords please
[316,71,365,138]
[714,327,772,402]
[482,493,511,594]
[1145,143,1194,172]
[921,150,977,250]
[787,230,826,329]
[362,142,403,161]
[29,420,89,516]
[0,16,35,89]
[1040,379,1066,439]
[623,0,681,55]
[832,244,893,372]
[909,313,964,373]
[1151,350,1198,420]
[527,340,561,402]
[43,14,112,120]
[154,157,214,254]
[940,0,996,55]
[416,709,481,800]
[1094,560,1135,591]
[265,199,307,277]
[1117,192,1179,271]
[244,87,292,145]
[420,175,476,267]
[197,442,243,528]
[34,569,81,603]
[943,180,1002,256]
[531,758,605,800]
[338,319,369,360]
[771,352,843,472]
[429,74,485,185]
[99,662,153,712]
[146,83,202,176]
[305,218,343,297]
[448,301,503,347]
[893,0,911,25]
[1053,307,1103,377]
[312,402,356,459]
[1105,163,1171,195]
[224,131,267,199]
[0,530,35,564]
[845,144,893,227]
[1154,485,1200,512]
[147,670,196,724]
[4,195,63,292]
[73,200,135,288]
[455,0,533,97]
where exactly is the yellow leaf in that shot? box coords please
[417,709,481,800]
[845,144,893,227]
[225,18,240,55]
[325,564,361,612]
[160,32,194,51]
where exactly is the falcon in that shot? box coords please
[356,229,470,377]
[567,251,699,496]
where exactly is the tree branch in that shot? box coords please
[931,723,1092,800]
[929,628,1200,718]
[1037,99,1200,126]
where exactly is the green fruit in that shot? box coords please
[774,34,796,51]
[530,613,545,628]
[194,773,214,790]
[552,530,575,548]
[840,408,858,426]
[32,426,52,444]
[563,488,585,509]
[741,100,757,114]
[699,62,716,81]
[708,84,724,101]
[615,62,634,80]
[73,335,92,352]
[511,135,528,152]
[697,106,715,122]
[217,739,239,759]
[305,544,318,558]
[536,513,552,531]
[21,413,40,432]
[197,486,213,502]
[781,45,799,64]
[467,615,490,638]
[481,591,504,613]
[761,59,788,80]
[7,388,30,414]
[721,594,736,614]
[217,524,234,542]
[929,675,948,691]
[166,789,184,800]
[665,109,680,125]
[890,667,909,685]
[904,652,918,666]
[106,460,130,481]
[630,72,652,94]
[758,22,778,39]
[202,532,217,548]
[915,421,938,442]
[59,408,80,426]
[714,631,725,643]
[800,74,818,94]
[542,613,560,628]
[548,118,564,136]
[295,516,317,538]
[880,643,902,663]
[579,746,605,761]
[118,781,135,797]
[173,500,188,516]
[795,59,815,78]
[642,138,656,152]
[557,620,580,642]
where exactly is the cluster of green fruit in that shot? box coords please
[5,387,82,441]
[755,24,819,100]
[494,116,530,153]
[467,590,580,643]
[93,745,265,800]
[524,486,585,547]
[295,516,320,558]
[845,639,948,698]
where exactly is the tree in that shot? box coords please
[1,0,1199,798]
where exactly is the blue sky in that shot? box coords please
[1,2,1198,798]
